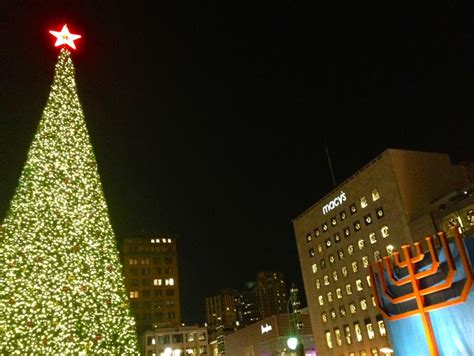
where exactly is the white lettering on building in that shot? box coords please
[322,191,347,215]
[261,323,273,334]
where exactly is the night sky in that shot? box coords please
[0,1,472,324]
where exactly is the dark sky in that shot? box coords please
[0,1,472,324]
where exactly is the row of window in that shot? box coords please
[129,286,175,299]
[127,268,174,275]
[325,316,387,349]
[128,257,174,265]
[126,245,174,253]
[140,311,177,321]
[321,296,377,323]
[147,332,206,346]
[150,238,173,244]
[306,206,385,246]
[317,275,372,300]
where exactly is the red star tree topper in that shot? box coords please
[49,24,81,50]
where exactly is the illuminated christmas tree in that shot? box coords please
[0,25,139,354]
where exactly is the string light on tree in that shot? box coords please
[0,24,139,353]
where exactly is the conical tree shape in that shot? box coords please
[0,48,139,354]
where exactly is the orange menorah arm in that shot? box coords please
[419,232,456,296]
[451,228,474,280]
[377,259,416,303]
[415,236,440,280]
[393,250,407,268]
[384,255,411,286]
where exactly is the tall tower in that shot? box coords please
[254,271,288,318]
[121,236,181,334]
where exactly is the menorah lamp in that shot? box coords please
[369,227,473,356]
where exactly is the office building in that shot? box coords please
[141,325,209,356]
[293,149,473,355]
[121,236,181,335]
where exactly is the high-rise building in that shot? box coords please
[121,236,181,335]
[235,283,260,327]
[254,271,288,318]
[293,149,473,355]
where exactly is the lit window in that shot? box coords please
[322,223,328,232]
[360,196,368,208]
[366,322,375,340]
[129,259,138,265]
[320,259,327,269]
[329,254,335,265]
[366,275,372,287]
[325,238,332,248]
[371,295,377,307]
[321,312,328,323]
[354,221,361,231]
[364,214,372,225]
[327,291,333,303]
[377,318,387,336]
[309,248,315,257]
[358,239,365,250]
[331,217,337,226]
[165,278,174,286]
[352,261,359,273]
[344,324,352,345]
[346,283,353,295]
[334,232,341,243]
[312,264,318,274]
[153,279,162,286]
[344,227,351,237]
[334,328,343,346]
[315,279,321,289]
[340,305,347,317]
[333,271,339,281]
[325,330,333,349]
[167,238,171,243]
[306,234,312,243]
[349,302,357,314]
[319,295,325,306]
[324,275,330,286]
[330,309,337,319]
[371,347,379,356]
[381,226,389,238]
[340,211,347,220]
[376,207,384,219]
[374,250,381,262]
[369,232,377,244]
[386,244,394,256]
[314,228,320,237]
[360,299,368,310]
[356,279,363,291]
[336,288,343,299]
[348,243,354,255]
[354,322,363,342]
[341,266,348,277]
[372,189,380,201]
[350,204,357,215]
[130,291,139,299]
[362,256,369,268]
[337,248,344,260]
[317,243,323,253]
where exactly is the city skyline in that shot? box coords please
[0,1,472,325]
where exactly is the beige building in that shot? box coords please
[121,236,181,335]
[292,149,473,355]
[141,325,209,356]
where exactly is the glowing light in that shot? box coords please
[0,48,138,353]
[49,24,81,50]
[287,336,298,350]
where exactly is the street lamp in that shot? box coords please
[286,284,304,355]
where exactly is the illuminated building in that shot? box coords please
[121,236,181,335]
[254,271,288,318]
[223,312,314,355]
[292,148,473,355]
[141,325,209,356]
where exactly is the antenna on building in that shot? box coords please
[325,144,337,188]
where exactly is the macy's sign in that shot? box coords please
[322,191,347,215]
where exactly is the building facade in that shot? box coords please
[121,236,181,335]
[293,149,473,355]
[141,325,209,356]
[224,313,314,356]
[254,271,288,319]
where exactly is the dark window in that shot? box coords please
[320,259,327,269]
[331,217,337,226]
[309,248,315,257]
[364,214,372,225]
[337,249,345,260]
[353,221,361,231]
[343,227,351,237]
[340,211,347,220]
[334,232,341,243]
[350,204,357,215]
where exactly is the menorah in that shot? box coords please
[369,227,473,356]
